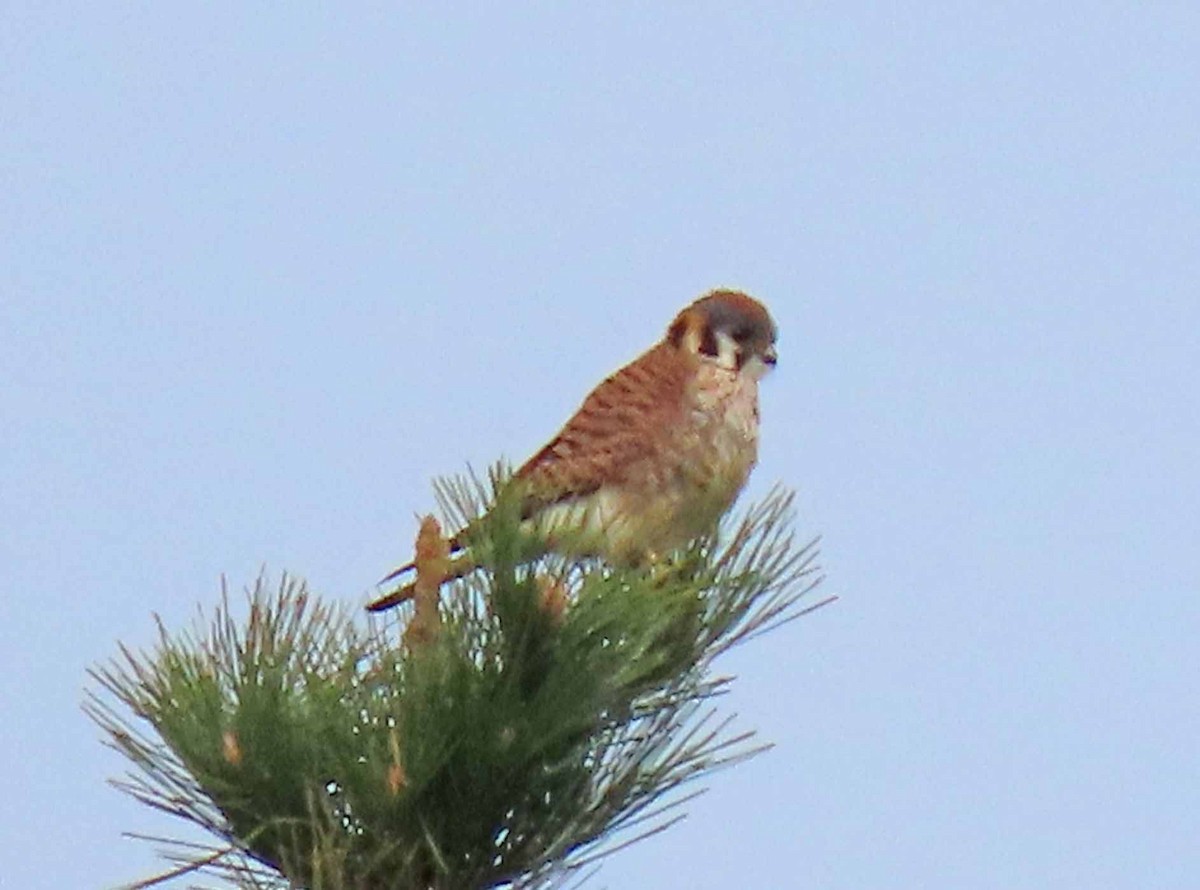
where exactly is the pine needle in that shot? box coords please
[87,474,830,889]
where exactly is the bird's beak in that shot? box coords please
[762,345,778,367]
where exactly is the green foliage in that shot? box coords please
[86,474,828,890]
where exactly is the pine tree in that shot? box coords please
[86,470,829,889]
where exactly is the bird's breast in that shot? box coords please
[692,363,761,473]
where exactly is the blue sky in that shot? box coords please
[3,5,1198,888]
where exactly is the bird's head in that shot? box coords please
[667,289,778,379]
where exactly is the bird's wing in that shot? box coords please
[514,341,689,515]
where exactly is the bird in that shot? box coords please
[366,288,778,613]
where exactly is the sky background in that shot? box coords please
[3,4,1198,888]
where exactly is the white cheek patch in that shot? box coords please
[714,330,741,370]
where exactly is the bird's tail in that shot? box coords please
[366,549,478,613]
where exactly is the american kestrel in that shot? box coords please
[367,288,778,612]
